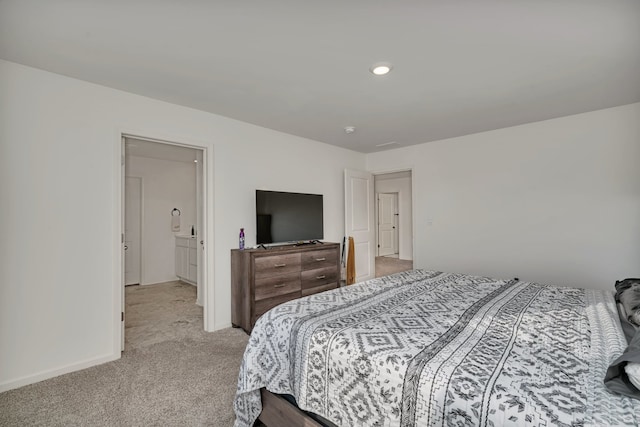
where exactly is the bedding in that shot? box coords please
[615,278,640,327]
[607,278,640,399]
[605,310,640,399]
[234,270,640,426]
[617,301,637,344]
[605,328,640,399]
[629,362,640,390]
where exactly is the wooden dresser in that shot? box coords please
[231,242,340,333]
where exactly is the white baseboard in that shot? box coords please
[0,352,120,393]
[213,322,232,331]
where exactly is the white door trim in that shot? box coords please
[114,129,215,357]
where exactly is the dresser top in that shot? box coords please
[232,241,339,254]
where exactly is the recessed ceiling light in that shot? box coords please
[370,63,393,76]
[344,126,356,134]
[193,159,198,163]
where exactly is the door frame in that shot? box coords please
[372,168,414,262]
[114,130,214,354]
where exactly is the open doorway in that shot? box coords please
[374,171,413,277]
[121,135,207,351]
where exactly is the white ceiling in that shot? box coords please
[1,1,639,153]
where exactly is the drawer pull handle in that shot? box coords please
[274,283,286,288]
[274,263,286,268]
[315,257,326,262]
[316,275,326,280]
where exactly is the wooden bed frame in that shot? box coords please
[257,388,324,427]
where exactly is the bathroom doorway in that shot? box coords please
[121,135,208,351]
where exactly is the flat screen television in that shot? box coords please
[256,190,323,245]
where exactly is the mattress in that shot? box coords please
[234,270,640,426]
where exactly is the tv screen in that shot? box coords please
[256,190,323,244]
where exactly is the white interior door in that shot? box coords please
[392,193,399,255]
[121,137,125,351]
[344,169,375,283]
[377,193,395,256]
[195,149,204,306]
[124,177,142,286]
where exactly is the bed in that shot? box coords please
[234,270,640,426]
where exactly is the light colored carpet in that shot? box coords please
[375,256,413,278]
[125,281,207,350]
[0,281,249,427]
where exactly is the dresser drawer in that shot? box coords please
[254,291,300,321]
[301,282,338,297]
[254,253,301,279]
[301,266,338,290]
[301,249,338,270]
[255,273,301,301]
[232,243,341,334]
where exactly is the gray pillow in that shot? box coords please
[615,278,640,327]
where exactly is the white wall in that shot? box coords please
[126,155,197,285]
[0,59,365,391]
[367,103,640,290]
[374,172,413,260]
[2,56,637,392]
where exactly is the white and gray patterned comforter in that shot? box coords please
[234,270,640,426]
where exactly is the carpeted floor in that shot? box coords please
[0,281,249,427]
[375,256,413,278]
[0,268,416,426]
[125,281,208,350]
